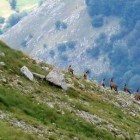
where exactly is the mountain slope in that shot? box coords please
[0,0,120,76]
[0,41,140,140]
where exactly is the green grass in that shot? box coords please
[0,85,116,140]
[0,121,37,140]
[0,41,47,76]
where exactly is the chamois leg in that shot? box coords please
[128,90,131,94]
[115,87,118,93]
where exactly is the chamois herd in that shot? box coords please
[68,65,140,101]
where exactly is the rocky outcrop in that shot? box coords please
[20,66,34,81]
[46,68,68,90]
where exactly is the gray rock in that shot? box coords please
[107,124,121,135]
[0,111,7,120]
[20,66,34,81]
[42,67,49,72]
[0,51,5,57]
[0,77,7,83]
[116,134,125,140]
[135,134,140,140]
[46,68,68,90]
[0,62,5,66]
[76,110,103,125]
[79,83,85,90]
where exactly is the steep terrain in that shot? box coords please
[1,0,140,90]
[0,0,120,76]
[0,41,140,140]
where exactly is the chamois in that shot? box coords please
[135,89,140,101]
[123,84,131,94]
[68,65,74,75]
[101,78,106,87]
[84,70,90,80]
[110,78,118,92]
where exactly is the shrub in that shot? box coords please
[6,11,28,27]
[0,29,3,35]
[9,0,17,10]
[55,21,67,30]
[0,17,5,24]
[91,15,104,28]
[38,0,46,6]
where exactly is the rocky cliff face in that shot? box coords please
[0,0,120,76]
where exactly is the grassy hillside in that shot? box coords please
[0,40,140,140]
[0,0,39,18]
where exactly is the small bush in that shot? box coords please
[6,11,28,27]
[0,17,5,24]
[55,21,67,30]
[0,29,3,35]
[9,0,17,10]
[91,15,104,28]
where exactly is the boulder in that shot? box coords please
[46,68,68,90]
[20,66,34,81]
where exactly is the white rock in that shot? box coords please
[42,67,49,72]
[0,62,5,66]
[0,77,7,83]
[0,51,5,57]
[46,68,68,90]
[79,83,85,89]
[20,66,34,81]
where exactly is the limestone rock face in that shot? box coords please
[46,68,68,90]
[0,0,120,77]
[20,66,34,81]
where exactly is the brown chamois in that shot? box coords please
[135,88,140,101]
[68,65,74,75]
[101,78,106,87]
[123,84,131,94]
[84,70,90,80]
[110,78,118,92]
